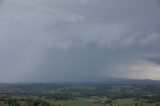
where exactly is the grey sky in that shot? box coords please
[0,0,160,82]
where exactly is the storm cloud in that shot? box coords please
[0,0,160,82]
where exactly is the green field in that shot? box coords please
[0,83,160,106]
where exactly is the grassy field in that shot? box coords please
[0,83,160,106]
[0,98,159,106]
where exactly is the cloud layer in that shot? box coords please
[0,0,160,82]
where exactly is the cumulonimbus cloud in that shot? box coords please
[0,0,160,82]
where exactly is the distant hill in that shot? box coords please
[62,78,160,85]
[0,79,160,85]
[102,79,160,84]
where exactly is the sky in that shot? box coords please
[0,0,160,82]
